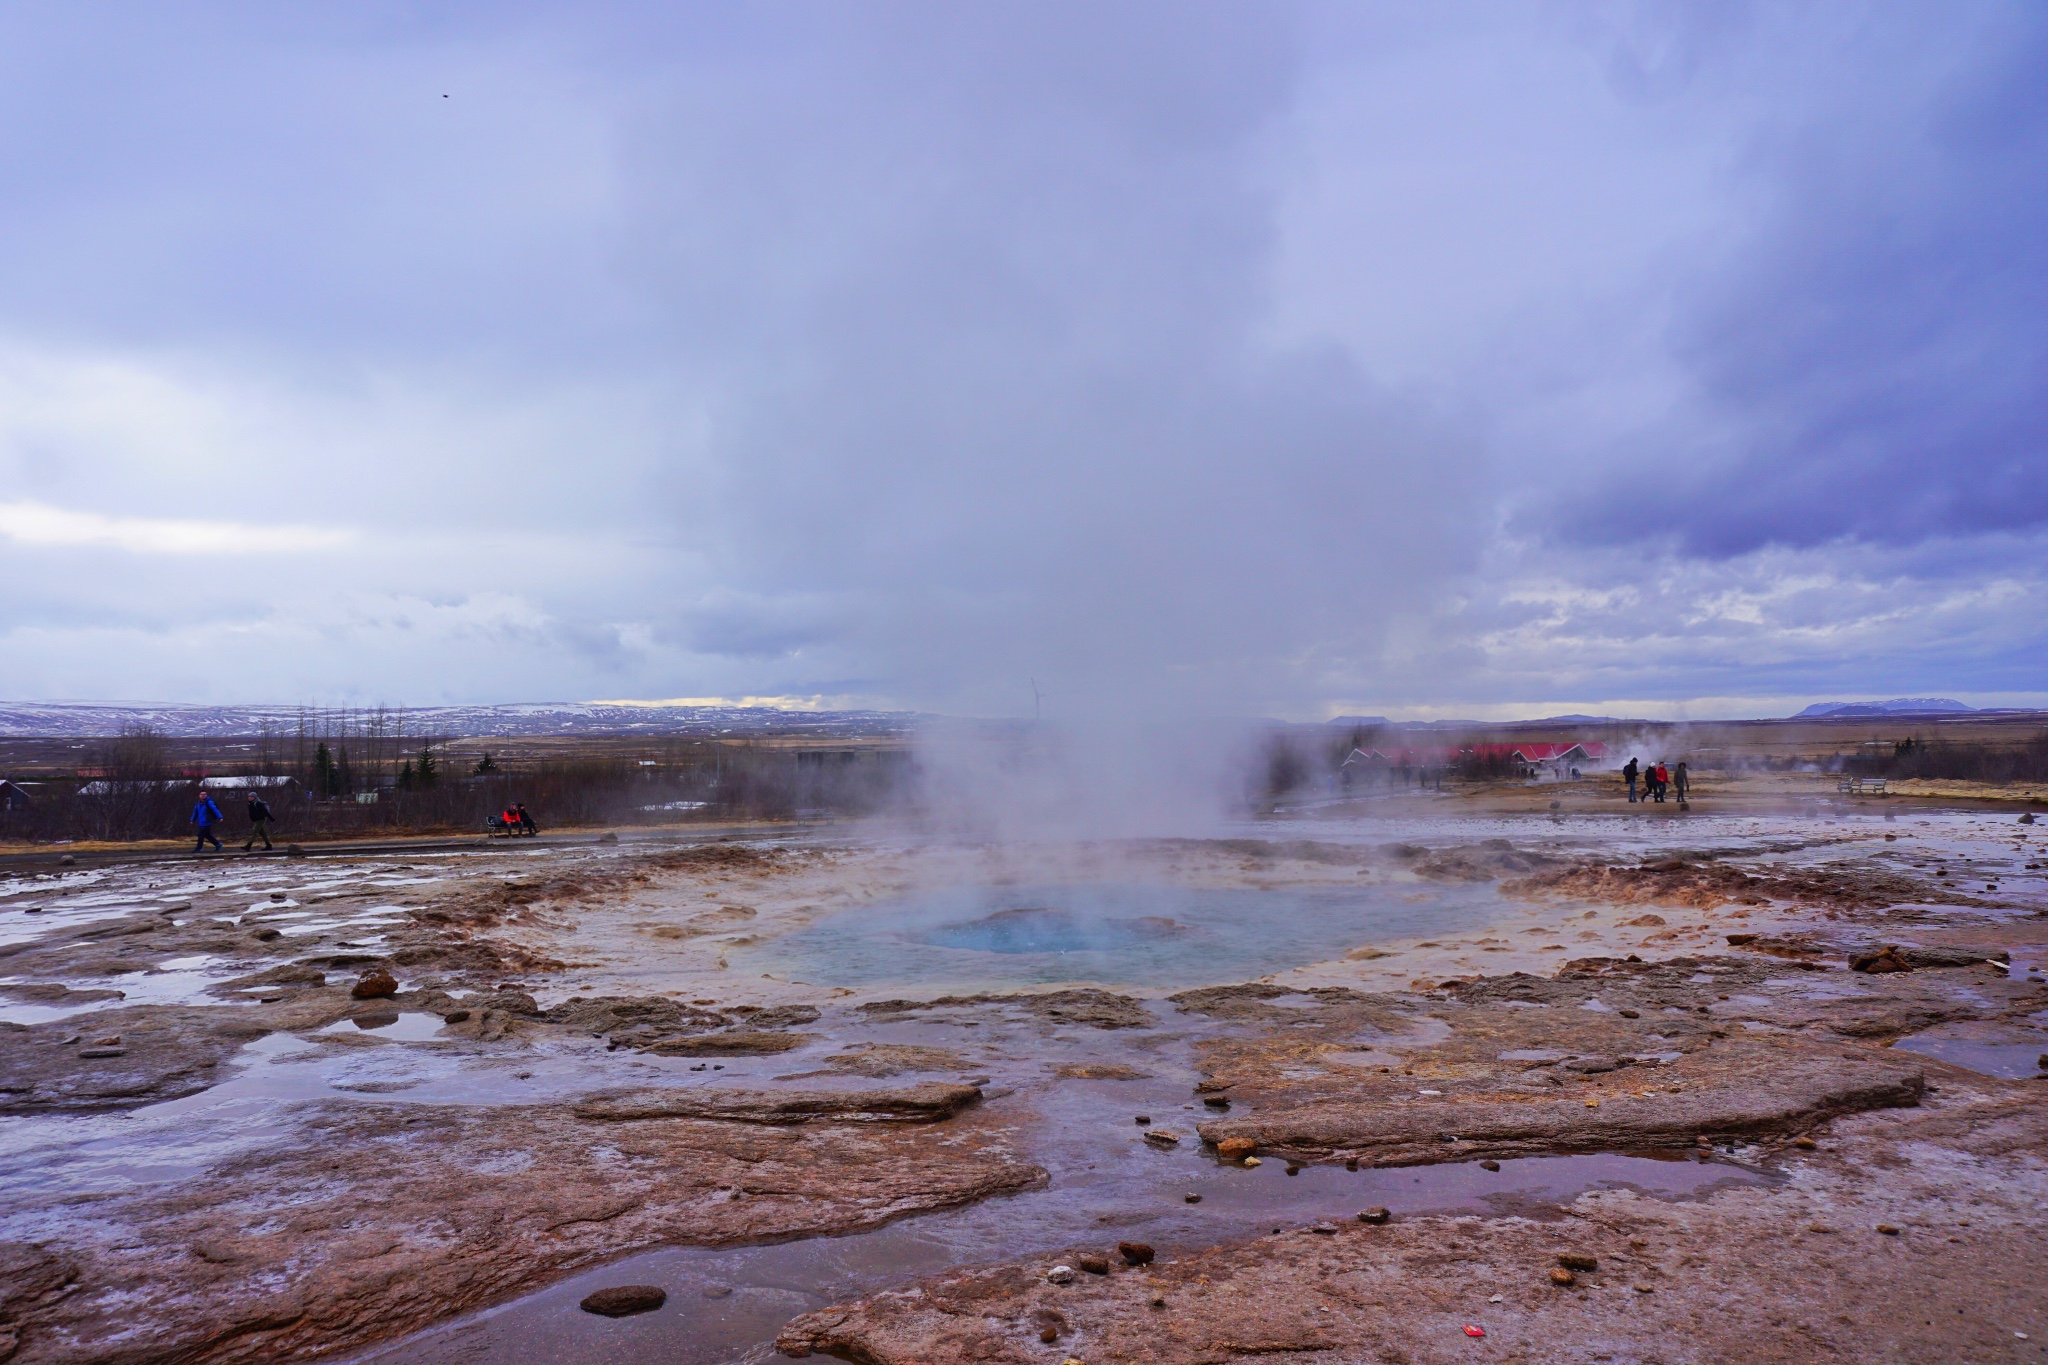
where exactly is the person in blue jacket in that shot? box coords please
[191,788,224,853]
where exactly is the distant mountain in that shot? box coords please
[0,701,918,739]
[1793,698,1976,718]
[1325,715,1390,727]
[1528,714,1624,724]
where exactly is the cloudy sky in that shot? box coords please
[0,2,2042,720]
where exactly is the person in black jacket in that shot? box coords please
[243,791,275,851]
[1623,758,1640,803]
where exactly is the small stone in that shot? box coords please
[444,1009,471,1024]
[1041,1326,1059,1342]
[580,1285,666,1317]
[1143,1129,1180,1147]
[59,854,76,866]
[1184,1192,1201,1203]
[1633,1285,1654,1294]
[702,1285,732,1299]
[1480,1159,1500,1171]
[1284,1164,1299,1176]
[1118,1241,1155,1265]
[1793,1136,1818,1150]
[1149,1294,1166,1308]
[1046,1265,1075,1285]
[1550,1267,1577,1286]
[269,891,288,901]
[351,969,398,1000]
[1558,1253,1598,1271]
[1203,1096,1230,1109]
[1584,1098,1599,1108]
[1077,1254,1110,1275]
[1359,1207,1391,1224]
[1344,1158,1359,1171]
[1310,1222,1337,1235]
[1876,1224,1900,1236]
[1217,1137,1257,1159]
[79,1047,127,1059]
[285,844,306,858]
[1242,1156,1262,1167]
[600,831,620,844]
[1134,1115,1150,1125]
[249,927,281,941]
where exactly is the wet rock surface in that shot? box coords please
[2,814,2043,1364]
[777,1092,2048,1364]
[2,1092,1038,1364]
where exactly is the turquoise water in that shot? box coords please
[746,881,1502,988]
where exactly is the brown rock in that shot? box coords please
[641,1030,812,1055]
[1216,1136,1257,1159]
[12,1095,1041,1363]
[1144,1129,1181,1147]
[350,969,398,999]
[1359,1206,1391,1223]
[574,1082,983,1125]
[1551,1267,1578,1286]
[1559,1253,1598,1271]
[580,1285,666,1317]
[1118,1241,1155,1266]
[1077,1254,1110,1275]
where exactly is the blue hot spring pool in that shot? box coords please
[743,881,1503,988]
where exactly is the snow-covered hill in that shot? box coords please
[0,701,918,739]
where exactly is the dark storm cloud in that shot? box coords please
[1550,7,2048,556]
[0,2,2039,714]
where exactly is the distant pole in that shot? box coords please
[1030,678,1044,723]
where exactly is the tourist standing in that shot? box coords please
[1623,758,1639,803]
[1673,761,1690,803]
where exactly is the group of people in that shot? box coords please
[1622,757,1689,805]
[188,786,540,852]
[188,788,276,853]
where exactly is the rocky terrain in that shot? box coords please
[0,808,2042,1363]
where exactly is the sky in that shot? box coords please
[0,2,2042,721]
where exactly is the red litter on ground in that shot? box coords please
[1464,1325,1487,1338]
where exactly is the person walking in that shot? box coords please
[243,790,275,851]
[1652,762,1670,803]
[191,788,224,853]
[1623,758,1639,803]
[1673,761,1690,804]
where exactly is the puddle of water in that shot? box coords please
[751,881,1505,989]
[1893,1025,2048,1080]
[321,1012,449,1042]
[0,999,114,1026]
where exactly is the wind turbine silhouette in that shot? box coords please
[1029,678,1046,723]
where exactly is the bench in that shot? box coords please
[1836,776,1888,796]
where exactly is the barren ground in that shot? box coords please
[1,790,2044,1364]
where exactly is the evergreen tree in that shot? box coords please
[417,744,438,788]
[474,751,497,774]
[398,759,415,791]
